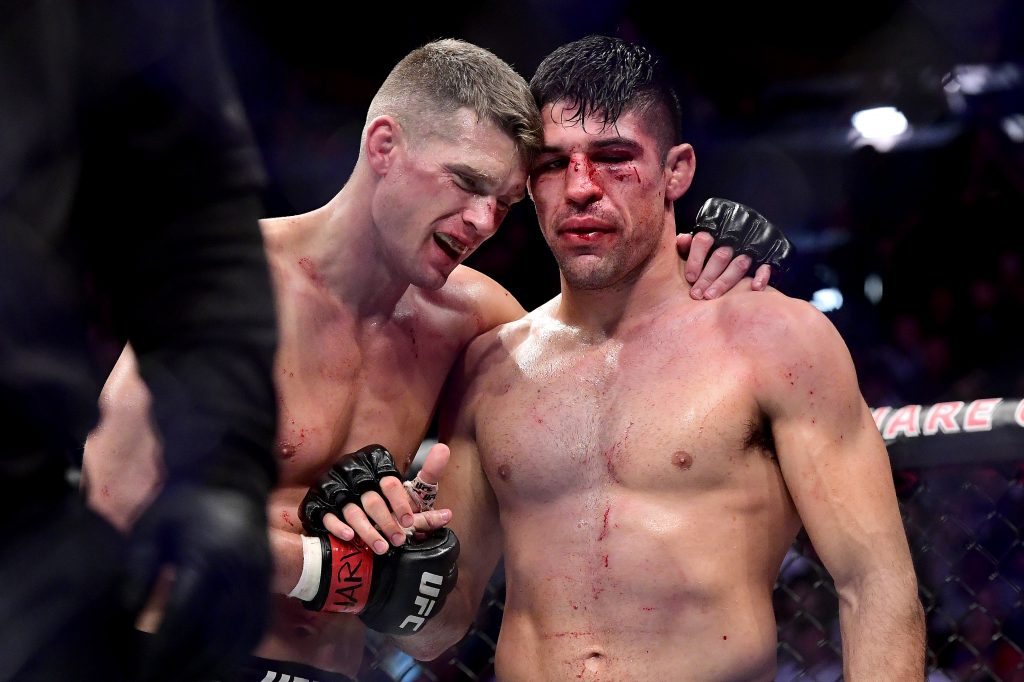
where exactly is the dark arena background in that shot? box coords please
[233,2,1024,680]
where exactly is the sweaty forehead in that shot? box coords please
[427,110,527,191]
[539,101,654,150]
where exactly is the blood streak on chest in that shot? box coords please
[597,506,611,541]
[601,421,633,483]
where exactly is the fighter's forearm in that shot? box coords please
[269,527,304,596]
[837,571,925,681]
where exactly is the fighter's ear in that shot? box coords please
[664,143,695,201]
[364,115,402,176]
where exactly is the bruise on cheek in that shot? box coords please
[612,165,638,183]
[408,327,418,360]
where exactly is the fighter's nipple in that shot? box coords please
[671,450,694,470]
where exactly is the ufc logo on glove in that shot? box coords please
[399,571,445,631]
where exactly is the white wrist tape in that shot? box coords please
[288,534,324,602]
[403,475,438,512]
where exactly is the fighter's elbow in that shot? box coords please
[399,638,447,662]
[836,564,922,617]
[97,367,154,426]
[400,596,478,660]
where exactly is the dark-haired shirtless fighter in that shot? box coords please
[401,36,924,681]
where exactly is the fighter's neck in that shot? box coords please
[554,234,693,338]
[268,182,413,317]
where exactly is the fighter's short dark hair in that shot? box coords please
[529,35,682,157]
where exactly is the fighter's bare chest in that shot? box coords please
[271,308,464,482]
[473,335,760,499]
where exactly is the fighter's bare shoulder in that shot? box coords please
[448,294,559,393]
[712,288,856,397]
[713,287,842,352]
[430,264,528,337]
[716,288,838,346]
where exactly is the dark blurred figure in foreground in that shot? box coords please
[0,1,279,680]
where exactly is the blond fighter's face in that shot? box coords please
[374,108,527,290]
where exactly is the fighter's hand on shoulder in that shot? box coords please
[677,197,794,299]
[299,443,451,554]
[122,483,271,682]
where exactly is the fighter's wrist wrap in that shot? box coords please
[288,535,323,601]
[299,528,460,636]
[300,533,374,613]
[403,475,438,512]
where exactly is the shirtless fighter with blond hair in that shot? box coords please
[82,38,785,681]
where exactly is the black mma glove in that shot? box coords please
[299,443,401,534]
[296,444,457,634]
[693,197,794,273]
[122,483,271,682]
[300,527,460,635]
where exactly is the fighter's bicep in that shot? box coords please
[435,427,503,604]
[770,384,907,589]
[756,303,907,584]
[87,345,160,461]
[436,362,503,593]
[781,418,907,582]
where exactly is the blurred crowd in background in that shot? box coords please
[212,0,1024,409]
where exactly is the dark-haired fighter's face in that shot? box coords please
[528,101,679,290]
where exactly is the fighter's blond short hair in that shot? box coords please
[363,39,542,165]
